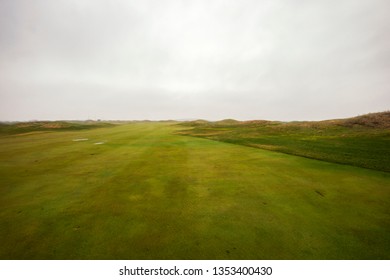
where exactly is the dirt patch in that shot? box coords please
[315,190,325,197]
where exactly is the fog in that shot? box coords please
[1,0,389,121]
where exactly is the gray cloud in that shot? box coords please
[1,0,389,121]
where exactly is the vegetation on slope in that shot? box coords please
[0,121,115,135]
[178,112,390,172]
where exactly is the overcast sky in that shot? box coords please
[0,0,389,121]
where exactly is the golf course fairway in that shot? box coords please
[0,122,389,259]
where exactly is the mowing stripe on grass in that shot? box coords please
[0,122,389,259]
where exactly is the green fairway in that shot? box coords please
[0,122,389,259]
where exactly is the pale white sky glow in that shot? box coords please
[0,0,389,121]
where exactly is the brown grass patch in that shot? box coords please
[248,143,283,151]
[340,111,390,129]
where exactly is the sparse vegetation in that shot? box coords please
[339,111,390,129]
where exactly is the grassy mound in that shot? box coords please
[0,121,115,136]
[178,112,390,172]
[338,111,390,129]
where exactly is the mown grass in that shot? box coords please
[0,121,389,259]
[177,112,390,172]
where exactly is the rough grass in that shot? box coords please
[178,112,390,172]
[0,122,389,259]
[0,121,115,135]
[339,111,390,129]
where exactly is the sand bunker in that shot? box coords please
[94,142,105,145]
[72,138,89,141]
